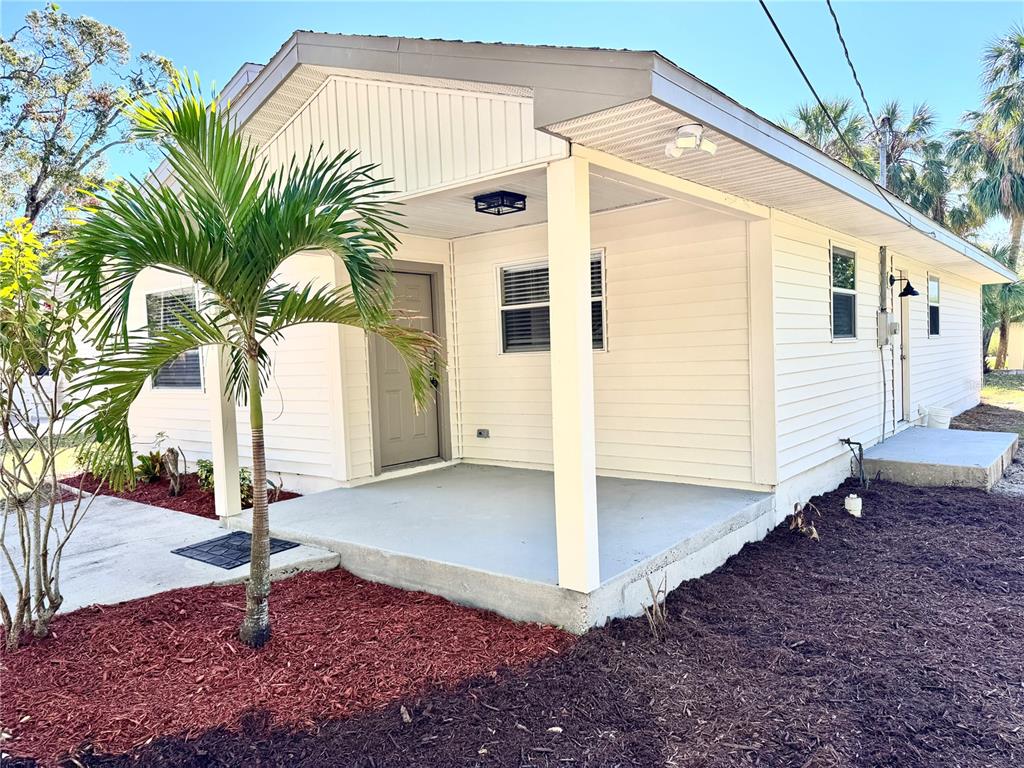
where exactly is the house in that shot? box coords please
[127,33,1016,631]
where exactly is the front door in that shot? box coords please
[372,271,440,469]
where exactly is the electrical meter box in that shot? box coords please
[876,310,897,347]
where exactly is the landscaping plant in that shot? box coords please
[0,218,95,649]
[65,73,439,648]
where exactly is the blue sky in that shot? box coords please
[4,0,1022,233]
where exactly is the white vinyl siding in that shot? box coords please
[126,254,347,494]
[773,212,982,484]
[257,75,567,197]
[452,200,754,485]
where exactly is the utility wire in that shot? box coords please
[756,0,936,237]
[825,0,879,133]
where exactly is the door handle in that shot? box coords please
[430,376,439,389]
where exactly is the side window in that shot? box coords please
[928,275,940,336]
[146,288,203,388]
[499,250,606,353]
[830,245,857,339]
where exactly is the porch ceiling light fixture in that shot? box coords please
[664,123,718,159]
[889,274,920,298]
[474,190,527,216]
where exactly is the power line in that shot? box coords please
[756,0,935,237]
[825,0,879,133]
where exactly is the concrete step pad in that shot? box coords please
[864,427,1019,491]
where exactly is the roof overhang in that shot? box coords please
[221,32,1014,284]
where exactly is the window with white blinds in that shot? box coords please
[146,288,202,389]
[499,250,605,353]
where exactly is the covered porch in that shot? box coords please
[225,463,775,632]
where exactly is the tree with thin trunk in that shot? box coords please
[64,74,439,647]
[1,4,172,242]
[982,243,1024,366]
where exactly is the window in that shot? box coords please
[499,250,606,353]
[928,275,940,336]
[830,245,857,339]
[146,288,202,388]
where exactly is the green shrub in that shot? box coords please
[196,458,214,491]
[134,451,163,483]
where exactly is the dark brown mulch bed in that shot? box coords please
[61,472,301,520]
[21,478,1021,768]
[0,570,573,765]
[952,402,1024,437]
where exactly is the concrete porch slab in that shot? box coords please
[864,427,1019,491]
[226,464,776,632]
[1,494,341,613]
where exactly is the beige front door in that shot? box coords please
[892,267,910,422]
[372,271,440,468]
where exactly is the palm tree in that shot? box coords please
[782,98,876,178]
[64,75,439,647]
[877,100,936,195]
[983,244,1024,367]
[982,24,1024,130]
[950,24,1024,369]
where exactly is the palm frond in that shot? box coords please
[258,281,442,409]
[69,309,235,488]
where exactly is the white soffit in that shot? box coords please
[549,99,1011,284]
[397,168,664,239]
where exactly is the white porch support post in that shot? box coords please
[747,216,778,486]
[208,345,242,521]
[546,155,600,593]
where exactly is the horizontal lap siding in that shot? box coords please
[127,255,344,491]
[773,212,982,484]
[902,266,982,413]
[454,200,754,485]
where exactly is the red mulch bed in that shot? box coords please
[0,570,573,764]
[61,472,301,520]
[24,478,1024,768]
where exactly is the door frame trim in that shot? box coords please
[892,263,912,422]
[368,259,451,475]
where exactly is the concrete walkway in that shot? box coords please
[1,494,339,613]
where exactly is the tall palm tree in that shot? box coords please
[950,24,1024,369]
[64,75,439,647]
[982,24,1024,130]
[782,98,876,178]
[877,100,936,196]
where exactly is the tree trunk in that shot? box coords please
[1008,214,1022,273]
[996,311,1012,370]
[238,355,271,648]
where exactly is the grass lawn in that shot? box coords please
[1,440,85,482]
[954,371,1024,436]
[983,370,1024,410]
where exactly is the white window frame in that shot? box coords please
[927,273,940,337]
[147,286,205,390]
[829,243,857,341]
[496,248,607,355]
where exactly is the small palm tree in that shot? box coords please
[65,75,439,647]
